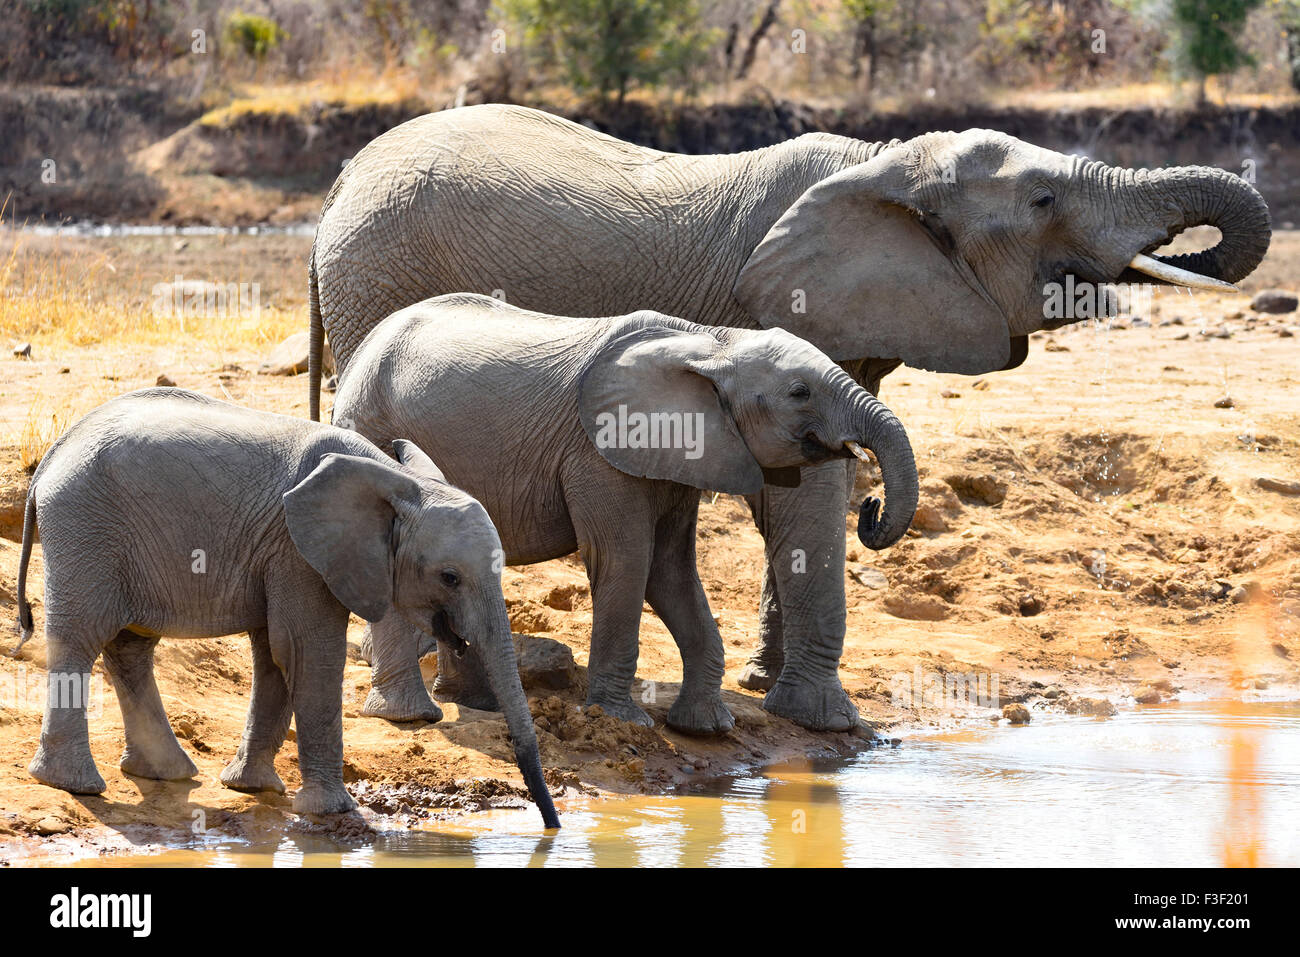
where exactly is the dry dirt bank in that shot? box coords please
[0,231,1297,863]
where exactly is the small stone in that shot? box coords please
[849,566,888,589]
[1213,395,1234,408]
[1228,585,1249,604]
[1065,696,1117,716]
[1250,289,1298,314]
[1002,703,1031,724]
[156,374,176,387]
[1201,326,1232,339]
[940,389,960,398]
[1253,677,1270,690]
[13,343,31,358]
[1257,476,1300,496]
[1042,686,1064,699]
[972,378,990,391]
[1018,593,1044,617]
[1133,683,1162,704]
[1279,327,1294,338]
[512,634,578,691]
[1043,340,1070,352]
[58,366,70,374]
[33,816,69,836]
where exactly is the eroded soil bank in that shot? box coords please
[0,231,1298,863]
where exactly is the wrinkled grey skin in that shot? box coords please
[14,388,558,829]
[309,104,1270,731]
[334,295,917,734]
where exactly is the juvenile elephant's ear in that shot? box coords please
[578,326,764,495]
[283,453,419,622]
[733,138,1012,374]
[391,439,447,483]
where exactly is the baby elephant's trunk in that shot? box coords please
[847,390,918,550]
[475,597,561,830]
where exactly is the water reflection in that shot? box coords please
[68,700,1299,868]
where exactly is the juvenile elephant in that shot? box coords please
[307,104,1270,731]
[333,294,917,734]
[14,388,558,828]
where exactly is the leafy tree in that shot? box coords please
[1167,0,1263,103]
[224,10,286,61]
[499,0,714,103]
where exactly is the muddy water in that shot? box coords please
[67,700,1299,868]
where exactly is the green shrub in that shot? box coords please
[223,10,286,61]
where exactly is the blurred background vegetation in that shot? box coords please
[4,0,1300,109]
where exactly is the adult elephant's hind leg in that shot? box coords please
[221,627,291,793]
[361,614,444,722]
[737,561,784,691]
[102,631,198,781]
[746,460,860,732]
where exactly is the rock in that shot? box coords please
[1002,703,1031,724]
[258,332,335,377]
[1250,289,1298,314]
[156,373,176,387]
[512,634,578,691]
[1133,683,1162,704]
[1200,326,1232,339]
[1279,327,1294,338]
[1042,686,1064,699]
[939,389,960,398]
[58,366,70,374]
[13,342,31,358]
[33,816,70,836]
[1228,585,1249,604]
[911,503,949,532]
[1043,339,1070,352]
[1257,476,1300,496]
[849,566,888,589]
[1018,593,1044,617]
[1064,696,1116,716]
[1213,395,1234,409]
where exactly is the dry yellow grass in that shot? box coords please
[0,232,299,352]
[198,68,428,128]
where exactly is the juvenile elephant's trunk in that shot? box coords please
[847,389,918,550]
[475,597,561,831]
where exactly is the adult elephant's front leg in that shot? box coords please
[744,459,859,731]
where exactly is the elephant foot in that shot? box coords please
[586,695,654,728]
[361,684,443,723]
[762,675,860,732]
[292,782,357,816]
[220,755,286,795]
[667,692,735,736]
[432,673,499,712]
[737,658,780,692]
[29,748,106,795]
[120,744,198,782]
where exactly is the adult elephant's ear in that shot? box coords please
[578,326,764,496]
[733,137,1012,374]
[283,453,418,622]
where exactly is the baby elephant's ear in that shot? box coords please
[578,326,764,495]
[391,439,447,483]
[283,453,418,622]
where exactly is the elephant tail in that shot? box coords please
[11,492,36,656]
[307,246,324,422]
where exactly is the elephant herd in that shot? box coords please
[16,104,1270,831]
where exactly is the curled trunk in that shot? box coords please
[849,389,918,549]
[1132,165,1271,284]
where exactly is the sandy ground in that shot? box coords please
[0,230,1298,863]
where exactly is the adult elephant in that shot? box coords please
[307,103,1270,731]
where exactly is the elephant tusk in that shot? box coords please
[846,441,872,462]
[1127,253,1240,293]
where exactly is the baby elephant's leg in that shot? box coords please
[361,615,444,722]
[645,505,735,735]
[29,617,111,794]
[102,631,198,781]
[221,627,291,793]
[267,587,355,815]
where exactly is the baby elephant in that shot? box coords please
[334,294,918,735]
[14,388,558,828]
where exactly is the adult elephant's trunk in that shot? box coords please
[473,597,560,830]
[1124,165,1271,285]
[844,388,917,550]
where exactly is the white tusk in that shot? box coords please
[846,441,872,462]
[1127,253,1240,293]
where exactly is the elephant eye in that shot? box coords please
[440,569,461,588]
[788,382,811,400]
[1031,193,1055,209]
